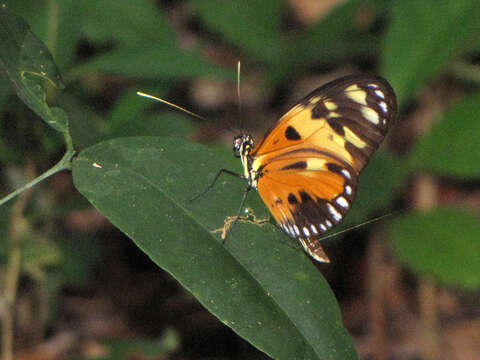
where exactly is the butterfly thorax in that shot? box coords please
[233,134,260,189]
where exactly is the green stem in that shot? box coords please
[46,0,59,60]
[0,149,75,207]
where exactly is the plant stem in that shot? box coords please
[0,149,75,207]
[1,161,35,360]
[46,0,59,61]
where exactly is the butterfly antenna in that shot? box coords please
[237,61,242,115]
[236,60,245,132]
[137,91,207,121]
[319,209,404,242]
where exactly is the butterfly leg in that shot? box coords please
[191,169,246,201]
[222,186,251,244]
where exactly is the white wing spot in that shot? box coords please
[319,223,327,232]
[310,224,319,235]
[379,101,388,113]
[336,196,349,209]
[92,162,103,168]
[341,169,352,180]
[286,226,293,237]
[325,220,333,228]
[345,185,353,196]
[302,227,310,237]
[375,89,385,99]
[293,225,300,236]
[327,203,342,222]
[367,83,379,88]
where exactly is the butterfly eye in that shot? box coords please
[233,136,242,157]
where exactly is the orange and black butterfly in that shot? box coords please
[203,74,397,263]
[139,74,397,263]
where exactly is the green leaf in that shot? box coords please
[407,92,480,179]
[72,137,357,360]
[383,0,480,106]
[188,0,283,63]
[388,207,480,290]
[0,4,69,135]
[6,0,84,71]
[79,0,176,48]
[73,1,233,80]
[74,47,234,80]
[107,90,196,139]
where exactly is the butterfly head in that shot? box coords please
[233,134,254,158]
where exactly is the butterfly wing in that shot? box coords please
[250,75,397,262]
[256,146,357,262]
[251,74,397,172]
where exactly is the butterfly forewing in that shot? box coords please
[251,75,396,170]
[249,75,397,262]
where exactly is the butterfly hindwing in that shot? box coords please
[247,75,397,262]
[255,146,357,261]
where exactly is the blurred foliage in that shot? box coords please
[78,328,180,360]
[390,208,480,290]
[1,0,480,358]
[407,92,480,179]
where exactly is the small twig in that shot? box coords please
[0,149,74,207]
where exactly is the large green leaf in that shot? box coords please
[79,0,176,48]
[74,47,233,80]
[72,136,357,359]
[0,4,68,135]
[188,0,283,63]
[383,0,480,106]
[389,208,480,290]
[71,0,232,80]
[407,92,480,180]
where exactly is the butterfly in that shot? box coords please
[138,74,397,263]
[205,74,397,263]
